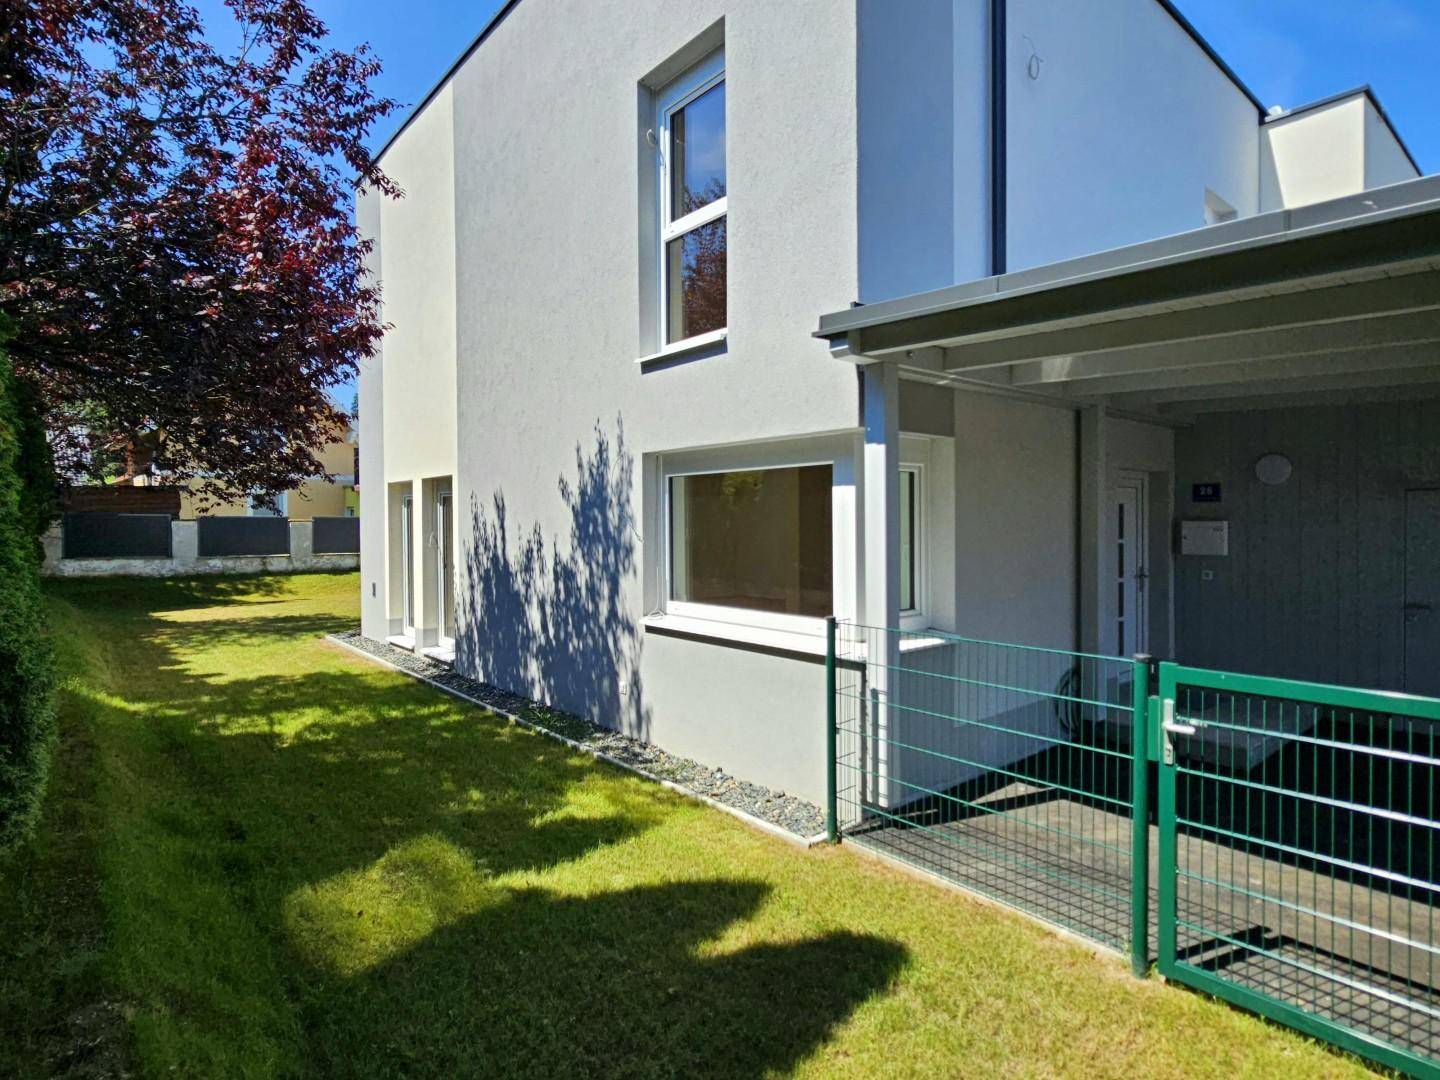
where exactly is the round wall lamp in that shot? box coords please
[1255,452,1293,486]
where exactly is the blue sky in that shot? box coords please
[1180,0,1438,169]
[308,0,1439,164]
[190,0,1440,407]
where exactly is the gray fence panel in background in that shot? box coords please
[197,516,290,557]
[312,516,360,555]
[62,512,172,559]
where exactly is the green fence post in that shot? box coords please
[826,616,838,844]
[1130,654,1153,978]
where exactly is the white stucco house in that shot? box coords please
[357,0,1437,806]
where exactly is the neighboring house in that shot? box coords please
[357,0,1434,806]
[126,426,360,520]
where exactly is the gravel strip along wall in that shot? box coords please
[328,630,828,841]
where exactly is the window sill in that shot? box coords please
[642,613,952,663]
[386,633,416,652]
[896,634,951,655]
[421,645,455,665]
[636,328,727,365]
[642,612,827,662]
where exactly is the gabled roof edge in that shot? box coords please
[372,0,525,166]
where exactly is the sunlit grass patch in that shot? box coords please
[0,572,1381,1079]
[286,834,500,978]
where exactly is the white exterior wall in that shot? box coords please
[1363,99,1419,191]
[356,187,387,639]
[1005,0,1260,271]
[364,85,459,642]
[357,0,1423,803]
[438,0,859,803]
[378,85,458,484]
[1261,97,1366,211]
[856,0,991,302]
[1261,94,1418,212]
[953,392,1076,647]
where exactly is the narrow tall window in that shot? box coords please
[400,494,415,632]
[436,490,454,644]
[659,54,726,346]
[899,468,918,613]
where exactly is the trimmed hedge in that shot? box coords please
[0,339,55,852]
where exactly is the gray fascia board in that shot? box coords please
[815,174,1440,346]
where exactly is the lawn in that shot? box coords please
[1,572,1376,1078]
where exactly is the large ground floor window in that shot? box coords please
[669,464,833,618]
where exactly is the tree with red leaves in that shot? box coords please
[0,0,398,506]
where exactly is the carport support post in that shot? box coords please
[1130,653,1154,978]
[1078,406,1108,654]
[826,615,838,843]
[862,361,900,809]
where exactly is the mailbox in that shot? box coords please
[1180,520,1229,557]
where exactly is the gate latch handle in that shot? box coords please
[1161,698,1197,737]
[1159,697,1195,767]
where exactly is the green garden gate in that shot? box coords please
[826,620,1440,1078]
[1154,663,1439,1078]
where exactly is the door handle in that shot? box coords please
[1161,697,1197,737]
[1159,697,1196,767]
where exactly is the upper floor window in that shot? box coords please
[658,52,726,346]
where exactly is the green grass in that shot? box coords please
[0,572,1380,1078]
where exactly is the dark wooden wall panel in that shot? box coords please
[61,485,181,517]
[1175,398,1440,693]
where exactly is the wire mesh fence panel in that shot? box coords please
[833,621,1143,953]
[1157,665,1440,1076]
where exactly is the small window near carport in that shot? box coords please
[899,467,920,615]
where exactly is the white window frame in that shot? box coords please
[248,491,288,517]
[662,456,836,637]
[400,493,415,635]
[899,463,927,630]
[434,489,455,649]
[655,49,726,352]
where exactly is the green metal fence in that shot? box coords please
[826,621,1440,1078]
[1156,663,1439,1078]
[828,620,1150,961]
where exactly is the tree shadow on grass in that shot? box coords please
[45,586,909,1077]
[301,879,908,1079]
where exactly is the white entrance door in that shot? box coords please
[435,491,454,645]
[1113,475,1149,657]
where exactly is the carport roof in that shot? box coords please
[816,175,1440,416]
